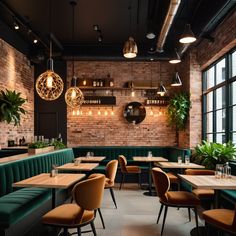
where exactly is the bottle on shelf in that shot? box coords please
[96,80,100,87]
[93,80,97,87]
[100,80,104,87]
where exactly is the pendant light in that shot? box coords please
[123,3,138,58]
[169,48,181,64]
[35,1,64,101]
[179,24,196,44]
[65,0,84,108]
[157,63,167,96]
[171,72,182,86]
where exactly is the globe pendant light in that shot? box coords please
[65,0,84,108]
[171,72,182,86]
[36,42,64,101]
[123,4,138,59]
[179,24,196,44]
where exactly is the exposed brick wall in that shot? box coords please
[67,61,177,147]
[0,39,34,147]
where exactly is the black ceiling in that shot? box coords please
[0,0,235,62]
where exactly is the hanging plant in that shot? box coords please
[167,92,191,131]
[0,89,26,126]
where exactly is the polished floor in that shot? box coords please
[68,184,204,236]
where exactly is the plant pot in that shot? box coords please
[28,146,54,155]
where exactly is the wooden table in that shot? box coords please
[133,156,168,196]
[76,156,105,162]
[157,162,205,170]
[179,175,236,207]
[13,173,85,208]
[56,163,99,172]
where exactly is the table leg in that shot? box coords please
[52,188,57,209]
[143,163,156,196]
[214,189,220,208]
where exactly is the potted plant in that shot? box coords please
[0,89,26,126]
[28,141,54,155]
[167,92,191,144]
[192,141,236,169]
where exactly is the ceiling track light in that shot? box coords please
[179,24,196,44]
[169,48,181,64]
[171,72,182,86]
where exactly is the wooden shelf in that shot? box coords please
[80,86,159,91]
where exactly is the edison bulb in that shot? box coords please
[71,89,77,99]
[46,75,53,88]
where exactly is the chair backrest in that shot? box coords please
[106,160,118,185]
[118,155,127,173]
[152,167,170,199]
[185,169,215,175]
[72,174,105,211]
[232,205,236,231]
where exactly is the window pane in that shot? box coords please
[216,58,226,85]
[216,86,226,109]
[232,133,236,145]
[206,92,213,112]
[232,51,236,77]
[216,133,226,144]
[206,67,214,89]
[207,134,213,142]
[231,81,236,105]
[216,109,226,132]
[233,106,236,131]
[206,112,213,133]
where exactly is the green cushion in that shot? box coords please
[0,188,50,227]
[220,190,236,203]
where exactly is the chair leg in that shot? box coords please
[188,207,191,222]
[194,207,199,236]
[77,227,81,236]
[157,204,164,224]
[119,173,125,190]
[138,173,142,189]
[161,205,168,236]
[63,228,68,236]
[98,208,105,229]
[90,221,97,236]
[109,188,117,209]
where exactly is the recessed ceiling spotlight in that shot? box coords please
[150,58,154,61]
[14,22,19,30]
[33,39,38,44]
[93,25,99,31]
[98,35,103,42]
[146,31,156,39]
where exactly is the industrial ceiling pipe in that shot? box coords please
[156,0,181,53]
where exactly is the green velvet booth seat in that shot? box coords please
[0,148,74,236]
[72,146,190,174]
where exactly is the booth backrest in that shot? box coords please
[0,148,74,197]
[72,146,190,163]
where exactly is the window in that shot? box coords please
[203,48,236,144]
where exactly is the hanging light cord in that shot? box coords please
[48,0,53,71]
[72,1,76,77]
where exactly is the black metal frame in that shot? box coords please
[202,47,236,143]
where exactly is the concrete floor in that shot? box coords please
[68,184,204,236]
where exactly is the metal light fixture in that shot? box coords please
[65,0,84,108]
[169,48,181,64]
[146,31,156,39]
[123,4,138,58]
[157,84,167,97]
[36,42,64,101]
[123,37,138,58]
[179,24,196,44]
[171,72,182,86]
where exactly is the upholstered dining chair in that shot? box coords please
[42,174,105,236]
[152,167,200,236]
[105,160,118,208]
[203,205,236,235]
[118,155,141,190]
[185,169,215,209]
[88,160,118,230]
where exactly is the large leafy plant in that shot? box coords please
[0,89,26,126]
[167,93,191,131]
[192,141,236,169]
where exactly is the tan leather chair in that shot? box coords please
[42,174,105,236]
[152,167,200,236]
[118,155,141,190]
[105,160,118,208]
[185,169,215,208]
[166,172,180,190]
[203,205,236,235]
